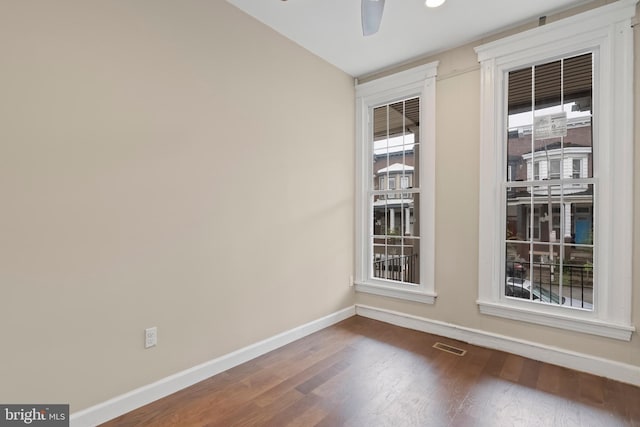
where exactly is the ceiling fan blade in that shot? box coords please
[362,0,385,36]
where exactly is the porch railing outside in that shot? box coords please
[506,260,592,308]
[373,253,419,283]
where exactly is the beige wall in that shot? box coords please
[0,1,355,411]
[357,1,640,367]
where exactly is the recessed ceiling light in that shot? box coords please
[425,0,446,7]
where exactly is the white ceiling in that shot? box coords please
[226,0,591,77]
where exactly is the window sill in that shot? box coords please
[477,300,635,341]
[355,281,436,304]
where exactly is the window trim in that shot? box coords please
[355,62,438,304]
[475,0,636,340]
[388,176,396,190]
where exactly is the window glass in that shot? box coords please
[371,97,420,285]
[504,53,594,310]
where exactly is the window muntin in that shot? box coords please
[505,53,594,311]
[371,97,420,285]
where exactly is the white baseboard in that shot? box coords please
[355,304,640,387]
[70,306,356,427]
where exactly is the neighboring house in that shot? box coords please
[505,108,595,299]
[506,114,593,250]
[373,159,415,236]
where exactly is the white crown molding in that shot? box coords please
[355,61,439,100]
[475,0,639,62]
[69,306,356,427]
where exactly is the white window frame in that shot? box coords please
[549,159,561,180]
[355,62,438,304]
[400,175,409,190]
[572,158,582,179]
[388,176,396,190]
[475,0,636,341]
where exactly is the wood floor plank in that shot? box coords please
[205,389,304,427]
[483,349,509,377]
[517,358,542,388]
[253,346,356,408]
[282,401,327,427]
[499,353,525,383]
[99,316,640,427]
[536,362,563,393]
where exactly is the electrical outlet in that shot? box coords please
[349,275,354,287]
[145,327,157,348]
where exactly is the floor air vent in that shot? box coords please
[433,342,467,356]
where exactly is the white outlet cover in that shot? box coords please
[145,327,157,348]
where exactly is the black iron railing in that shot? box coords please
[505,260,592,308]
[373,253,418,283]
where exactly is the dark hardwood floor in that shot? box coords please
[100,316,640,426]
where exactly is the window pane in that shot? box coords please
[506,241,530,281]
[372,236,419,284]
[373,103,390,140]
[373,105,390,190]
[507,67,532,182]
[389,101,406,136]
[505,276,531,300]
[372,195,388,236]
[399,194,414,237]
[530,242,563,305]
[372,244,385,279]
[533,60,563,145]
[564,53,593,179]
[506,187,530,241]
[373,198,408,237]
[562,245,593,309]
[532,185,562,243]
[410,193,420,238]
[568,185,594,245]
[534,60,561,112]
[374,194,417,239]
[402,236,420,285]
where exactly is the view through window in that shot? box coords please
[371,97,420,285]
[505,53,594,310]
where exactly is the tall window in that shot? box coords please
[372,98,420,283]
[476,0,635,340]
[505,53,594,311]
[355,62,437,304]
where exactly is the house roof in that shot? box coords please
[377,163,414,174]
